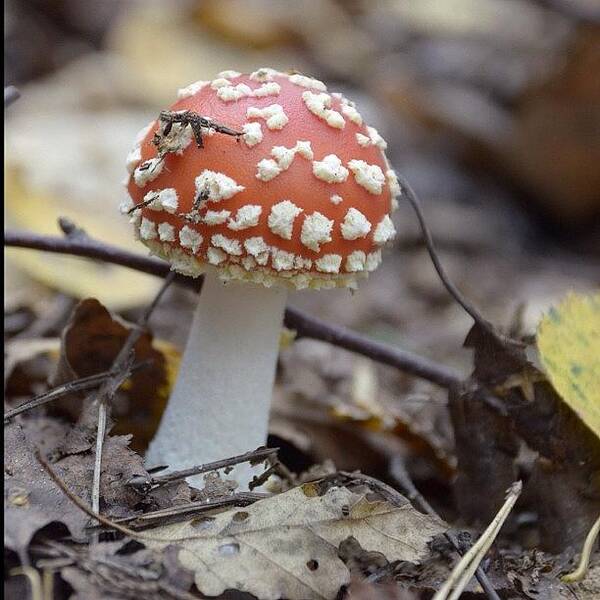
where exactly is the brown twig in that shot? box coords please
[150,446,279,486]
[4,229,462,390]
[389,457,501,600]
[3,362,149,422]
[89,271,176,515]
[98,492,268,531]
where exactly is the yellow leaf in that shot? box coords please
[537,292,600,439]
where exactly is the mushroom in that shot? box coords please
[124,69,400,486]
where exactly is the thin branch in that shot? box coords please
[4,229,462,390]
[151,446,279,486]
[4,86,20,107]
[389,457,501,600]
[89,271,176,514]
[396,174,494,334]
[4,363,148,422]
[98,492,268,530]
[433,482,522,600]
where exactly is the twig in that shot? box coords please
[98,492,268,530]
[433,481,522,600]
[396,174,494,335]
[561,515,600,583]
[3,362,149,422]
[4,85,20,107]
[90,271,176,515]
[4,229,462,390]
[151,446,279,486]
[389,457,501,600]
[37,449,266,545]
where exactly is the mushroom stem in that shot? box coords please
[145,273,287,488]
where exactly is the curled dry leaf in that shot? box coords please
[145,481,446,600]
[51,298,180,451]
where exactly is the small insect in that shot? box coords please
[341,504,350,517]
[154,110,242,150]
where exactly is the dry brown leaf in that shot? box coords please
[146,481,446,600]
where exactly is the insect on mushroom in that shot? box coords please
[123,69,401,487]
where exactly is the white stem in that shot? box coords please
[145,273,287,488]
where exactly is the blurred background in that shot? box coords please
[4,0,600,518]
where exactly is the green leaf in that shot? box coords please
[537,292,600,439]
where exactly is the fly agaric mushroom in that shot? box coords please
[123,69,400,485]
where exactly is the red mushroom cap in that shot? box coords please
[124,69,400,289]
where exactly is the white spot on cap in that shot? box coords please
[302,91,345,129]
[244,236,270,265]
[346,250,366,272]
[330,194,343,205]
[268,200,303,239]
[253,82,281,97]
[373,215,396,246]
[315,254,342,273]
[195,170,245,202]
[179,226,203,253]
[158,222,175,242]
[386,169,401,198]
[348,160,385,195]
[242,256,257,270]
[367,126,387,150]
[312,154,349,184]
[203,210,231,225]
[119,194,134,214]
[216,83,253,102]
[242,122,263,147]
[295,256,312,270]
[228,205,262,230]
[247,104,288,130]
[301,212,334,251]
[207,247,226,265]
[212,234,242,256]
[256,158,281,182]
[134,158,164,187]
[271,248,296,271]
[288,74,327,92]
[140,218,157,240]
[250,68,280,82]
[144,188,179,213]
[256,141,313,181]
[217,70,242,79]
[126,146,142,174]
[177,80,210,99]
[341,208,371,240]
[356,133,371,147]
[366,250,382,271]
[340,101,363,126]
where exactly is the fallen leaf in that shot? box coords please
[145,480,446,600]
[537,292,600,439]
[50,298,180,451]
[4,422,88,558]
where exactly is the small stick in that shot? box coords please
[561,515,600,583]
[90,270,176,515]
[433,481,522,600]
[4,363,149,422]
[95,492,268,530]
[150,446,279,486]
[396,173,494,335]
[4,86,20,107]
[390,458,501,600]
